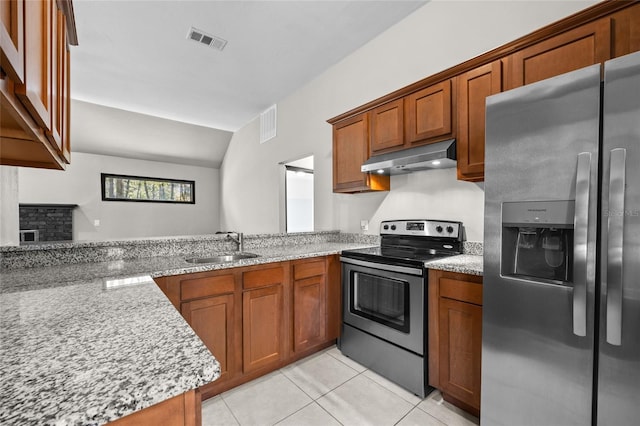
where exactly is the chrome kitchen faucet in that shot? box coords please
[227,232,244,252]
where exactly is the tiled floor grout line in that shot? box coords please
[274,350,367,426]
[205,345,478,426]
[219,396,242,426]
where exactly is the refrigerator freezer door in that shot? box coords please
[598,50,640,425]
[482,64,601,425]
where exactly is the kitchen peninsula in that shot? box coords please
[0,231,379,425]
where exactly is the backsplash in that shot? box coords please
[0,231,379,270]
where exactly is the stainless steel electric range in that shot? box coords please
[339,219,464,397]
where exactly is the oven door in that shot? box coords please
[341,257,425,355]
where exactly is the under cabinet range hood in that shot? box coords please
[361,139,456,175]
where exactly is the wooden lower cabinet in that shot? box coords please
[243,283,285,373]
[154,255,341,400]
[182,293,238,383]
[108,389,200,426]
[292,258,327,353]
[428,269,483,417]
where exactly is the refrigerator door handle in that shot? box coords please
[573,152,591,337]
[606,148,626,346]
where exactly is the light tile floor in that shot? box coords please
[202,346,480,426]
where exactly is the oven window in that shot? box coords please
[350,271,410,333]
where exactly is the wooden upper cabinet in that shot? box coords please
[508,18,612,90]
[47,5,66,154]
[15,0,52,130]
[333,113,389,193]
[1,0,75,170]
[610,3,640,59]
[404,79,453,146]
[369,99,404,155]
[0,0,25,84]
[62,46,71,163]
[456,61,502,182]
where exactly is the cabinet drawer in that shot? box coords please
[181,274,235,301]
[293,259,325,280]
[243,266,284,289]
[439,278,482,306]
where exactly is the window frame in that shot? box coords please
[100,173,196,204]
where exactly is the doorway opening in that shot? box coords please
[283,155,313,233]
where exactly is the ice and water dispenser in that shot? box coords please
[501,201,574,283]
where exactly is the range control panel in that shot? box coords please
[380,220,461,238]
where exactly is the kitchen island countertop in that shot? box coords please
[0,241,375,425]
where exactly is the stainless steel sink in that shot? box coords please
[185,252,260,264]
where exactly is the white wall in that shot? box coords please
[220,0,598,242]
[18,152,220,241]
[0,166,19,245]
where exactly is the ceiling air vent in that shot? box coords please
[260,105,277,144]
[187,27,227,51]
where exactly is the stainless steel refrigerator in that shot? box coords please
[482,50,640,425]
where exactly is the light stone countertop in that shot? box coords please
[0,240,483,425]
[0,241,376,425]
[426,254,484,276]
[0,278,220,426]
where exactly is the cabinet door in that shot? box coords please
[404,79,453,145]
[509,18,611,89]
[182,294,237,383]
[0,0,25,83]
[457,61,502,182]
[370,99,404,155]
[15,0,52,130]
[333,114,389,193]
[243,284,284,373]
[611,3,640,59]
[293,274,326,353]
[61,46,70,163]
[438,297,482,413]
[46,5,66,153]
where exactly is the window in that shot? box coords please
[101,173,195,204]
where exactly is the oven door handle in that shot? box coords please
[340,257,424,276]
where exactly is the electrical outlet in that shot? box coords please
[94,219,100,227]
[360,220,369,231]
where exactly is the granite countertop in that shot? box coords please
[0,277,220,426]
[426,254,483,276]
[0,241,375,425]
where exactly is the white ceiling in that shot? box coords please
[69,0,427,167]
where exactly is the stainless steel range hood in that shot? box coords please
[361,139,456,175]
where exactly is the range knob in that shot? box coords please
[436,225,443,233]
[446,226,454,234]
[390,225,396,231]
[383,224,389,230]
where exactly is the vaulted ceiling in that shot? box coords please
[70,1,428,167]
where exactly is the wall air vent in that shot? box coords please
[187,27,227,51]
[260,105,277,144]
